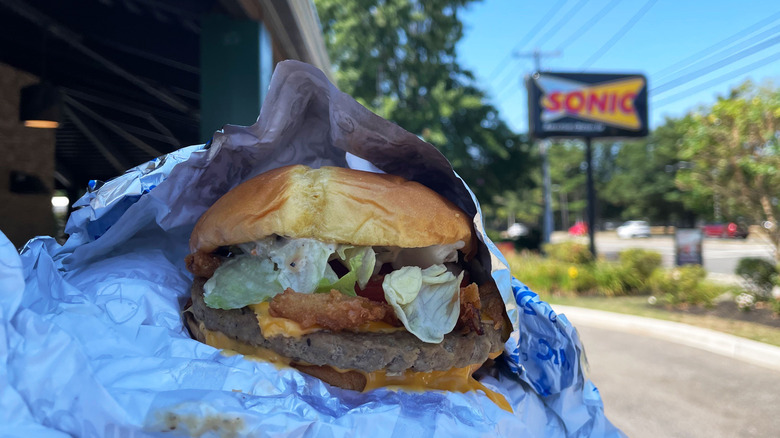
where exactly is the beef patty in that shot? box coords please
[185,278,505,373]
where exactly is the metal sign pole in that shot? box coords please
[526,71,647,259]
[541,139,553,244]
[585,137,597,258]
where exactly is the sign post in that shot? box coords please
[526,72,649,257]
[675,228,704,266]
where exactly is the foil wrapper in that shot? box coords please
[1,61,623,437]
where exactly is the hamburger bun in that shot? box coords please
[190,165,475,255]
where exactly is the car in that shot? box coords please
[568,221,588,236]
[500,223,529,239]
[616,220,651,239]
[702,222,749,238]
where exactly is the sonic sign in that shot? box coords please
[527,72,648,139]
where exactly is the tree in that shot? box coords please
[676,80,780,258]
[315,0,537,226]
[602,119,695,227]
[548,141,587,228]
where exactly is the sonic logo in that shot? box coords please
[537,76,645,130]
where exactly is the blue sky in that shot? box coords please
[457,0,780,133]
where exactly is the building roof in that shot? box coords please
[0,0,332,193]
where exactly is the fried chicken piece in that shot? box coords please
[185,252,222,278]
[269,289,400,331]
[457,282,483,335]
[479,282,506,331]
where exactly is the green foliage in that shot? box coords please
[542,242,594,264]
[548,141,588,227]
[647,266,722,307]
[485,229,502,244]
[590,262,630,297]
[505,253,569,294]
[506,248,663,297]
[735,258,778,299]
[675,81,780,258]
[619,249,663,290]
[602,121,696,225]
[315,0,537,219]
[772,298,780,315]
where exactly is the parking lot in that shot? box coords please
[553,231,776,277]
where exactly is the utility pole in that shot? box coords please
[516,49,560,244]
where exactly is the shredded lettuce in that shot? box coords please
[373,242,464,271]
[382,264,463,343]
[316,245,376,296]
[205,237,377,308]
[239,237,337,294]
[203,236,463,323]
[203,256,283,309]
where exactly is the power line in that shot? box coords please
[516,49,562,72]
[490,1,581,94]
[485,0,567,85]
[495,79,524,106]
[531,0,588,50]
[656,22,780,84]
[653,51,780,109]
[579,0,659,70]
[490,59,524,99]
[493,50,561,106]
[652,11,780,80]
[556,0,621,52]
[652,34,780,94]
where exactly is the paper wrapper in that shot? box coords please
[0,61,623,437]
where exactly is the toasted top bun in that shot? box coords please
[190,165,474,254]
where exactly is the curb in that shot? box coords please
[553,304,780,373]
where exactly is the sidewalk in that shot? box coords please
[706,272,743,286]
[554,304,780,373]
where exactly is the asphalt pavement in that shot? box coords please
[553,232,776,277]
[558,311,780,438]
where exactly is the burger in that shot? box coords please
[183,164,510,406]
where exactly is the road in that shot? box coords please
[576,325,780,438]
[553,232,776,277]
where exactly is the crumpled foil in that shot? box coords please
[0,60,623,437]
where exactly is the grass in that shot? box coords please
[541,294,780,348]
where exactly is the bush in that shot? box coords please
[619,249,662,282]
[772,298,780,315]
[543,241,594,264]
[591,261,630,297]
[735,258,777,299]
[505,253,568,294]
[735,293,756,311]
[647,265,722,307]
[485,229,503,244]
[506,252,637,297]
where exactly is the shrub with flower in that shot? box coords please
[735,293,756,311]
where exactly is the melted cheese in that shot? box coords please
[360,366,512,412]
[249,302,320,338]
[203,324,291,366]
[249,302,405,338]
[199,324,512,412]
